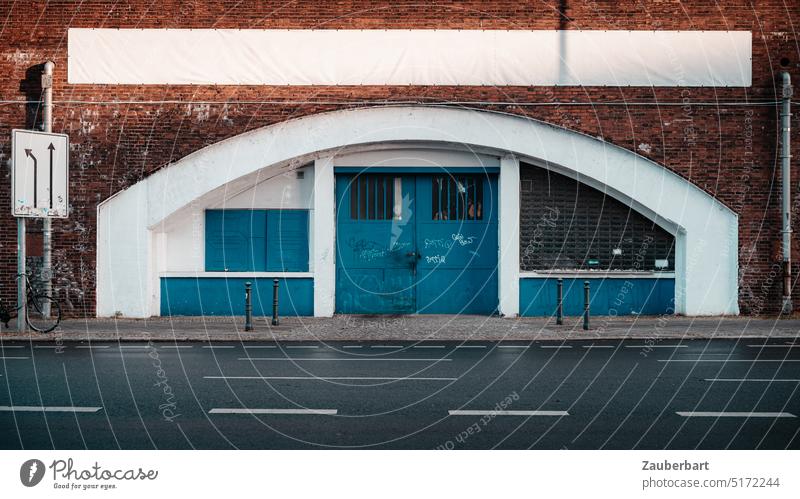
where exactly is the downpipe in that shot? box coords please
[41,60,54,317]
[780,71,793,314]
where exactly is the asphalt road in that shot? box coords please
[1,338,799,449]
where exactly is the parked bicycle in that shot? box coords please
[0,272,62,333]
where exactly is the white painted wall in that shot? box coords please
[334,148,499,168]
[313,156,336,316]
[97,106,738,317]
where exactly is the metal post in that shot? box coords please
[583,280,590,331]
[244,282,252,331]
[272,279,279,326]
[41,61,54,318]
[780,71,793,314]
[16,218,26,332]
[556,278,563,325]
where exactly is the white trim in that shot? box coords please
[498,154,520,317]
[519,271,676,279]
[97,106,739,317]
[159,272,313,278]
[313,156,336,317]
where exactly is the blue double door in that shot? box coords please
[335,172,498,314]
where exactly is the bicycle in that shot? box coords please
[0,273,62,333]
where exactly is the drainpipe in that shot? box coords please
[780,71,793,314]
[41,60,54,317]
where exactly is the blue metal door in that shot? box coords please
[335,172,498,314]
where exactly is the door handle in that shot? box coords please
[406,251,422,260]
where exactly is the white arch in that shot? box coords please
[97,106,738,317]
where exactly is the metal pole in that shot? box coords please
[583,280,590,331]
[272,279,279,326]
[244,281,252,331]
[41,60,54,318]
[16,218,26,332]
[780,71,793,314]
[556,278,563,325]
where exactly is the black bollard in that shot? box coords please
[583,280,590,330]
[244,281,253,331]
[272,279,280,326]
[556,278,564,325]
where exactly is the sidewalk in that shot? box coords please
[1,315,799,342]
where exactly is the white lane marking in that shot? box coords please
[660,359,800,363]
[76,345,110,349]
[160,346,193,349]
[676,411,796,418]
[372,345,403,349]
[624,345,688,348]
[119,345,149,349]
[498,345,528,349]
[33,346,60,349]
[238,357,452,362]
[705,379,800,382]
[203,346,235,349]
[0,345,25,349]
[414,345,446,349]
[0,406,102,413]
[0,356,29,360]
[205,376,457,381]
[583,345,615,349]
[286,346,318,349]
[209,408,337,415]
[541,345,572,349]
[455,345,486,349]
[243,345,276,349]
[747,344,800,348]
[449,410,569,416]
[342,346,362,349]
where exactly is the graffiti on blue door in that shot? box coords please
[335,172,498,314]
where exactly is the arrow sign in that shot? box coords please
[24,149,37,208]
[11,129,69,218]
[48,142,55,209]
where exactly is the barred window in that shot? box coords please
[349,174,398,220]
[432,176,483,221]
[519,164,675,271]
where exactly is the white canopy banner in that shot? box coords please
[68,29,751,87]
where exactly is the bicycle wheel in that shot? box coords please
[26,295,62,333]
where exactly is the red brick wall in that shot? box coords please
[0,1,797,316]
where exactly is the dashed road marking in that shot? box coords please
[0,406,102,413]
[541,345,572,349]
[238,357,452,362]
[624,345,687,349]
[747,344,800,348]
[0,356,29,360]
[205,376,457,381]
[660,359,800,363]
[286,346,319,349]
[449,410,568,416]
[209,408,337,415]
[414,345,446,349]
[676,411,796,418]
[159,346,193,349]
[76,346,110,349]
[704,378,800,382]
[202,346,235,349]
[583,345,615,349]
[455,345,486,349]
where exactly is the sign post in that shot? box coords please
[11,128,69,332]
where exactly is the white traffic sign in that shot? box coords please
[11,129,69,218]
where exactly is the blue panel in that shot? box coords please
[519,277,675,316]
[160,277,313,316]
[266,210,309,272]
[205,210,266,271]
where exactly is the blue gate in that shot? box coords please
[335,171,498,314]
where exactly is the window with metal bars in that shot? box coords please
[349,174,397,220]
[519,164,675,271]
[432,176,483,221]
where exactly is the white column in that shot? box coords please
[498,154,520,317]
[313,156,336,317]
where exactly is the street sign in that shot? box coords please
[11,129,69,218]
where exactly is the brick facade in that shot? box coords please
[0,1,797,316]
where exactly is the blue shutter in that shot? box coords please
[205,210,267,271]
[266,210,309,272]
